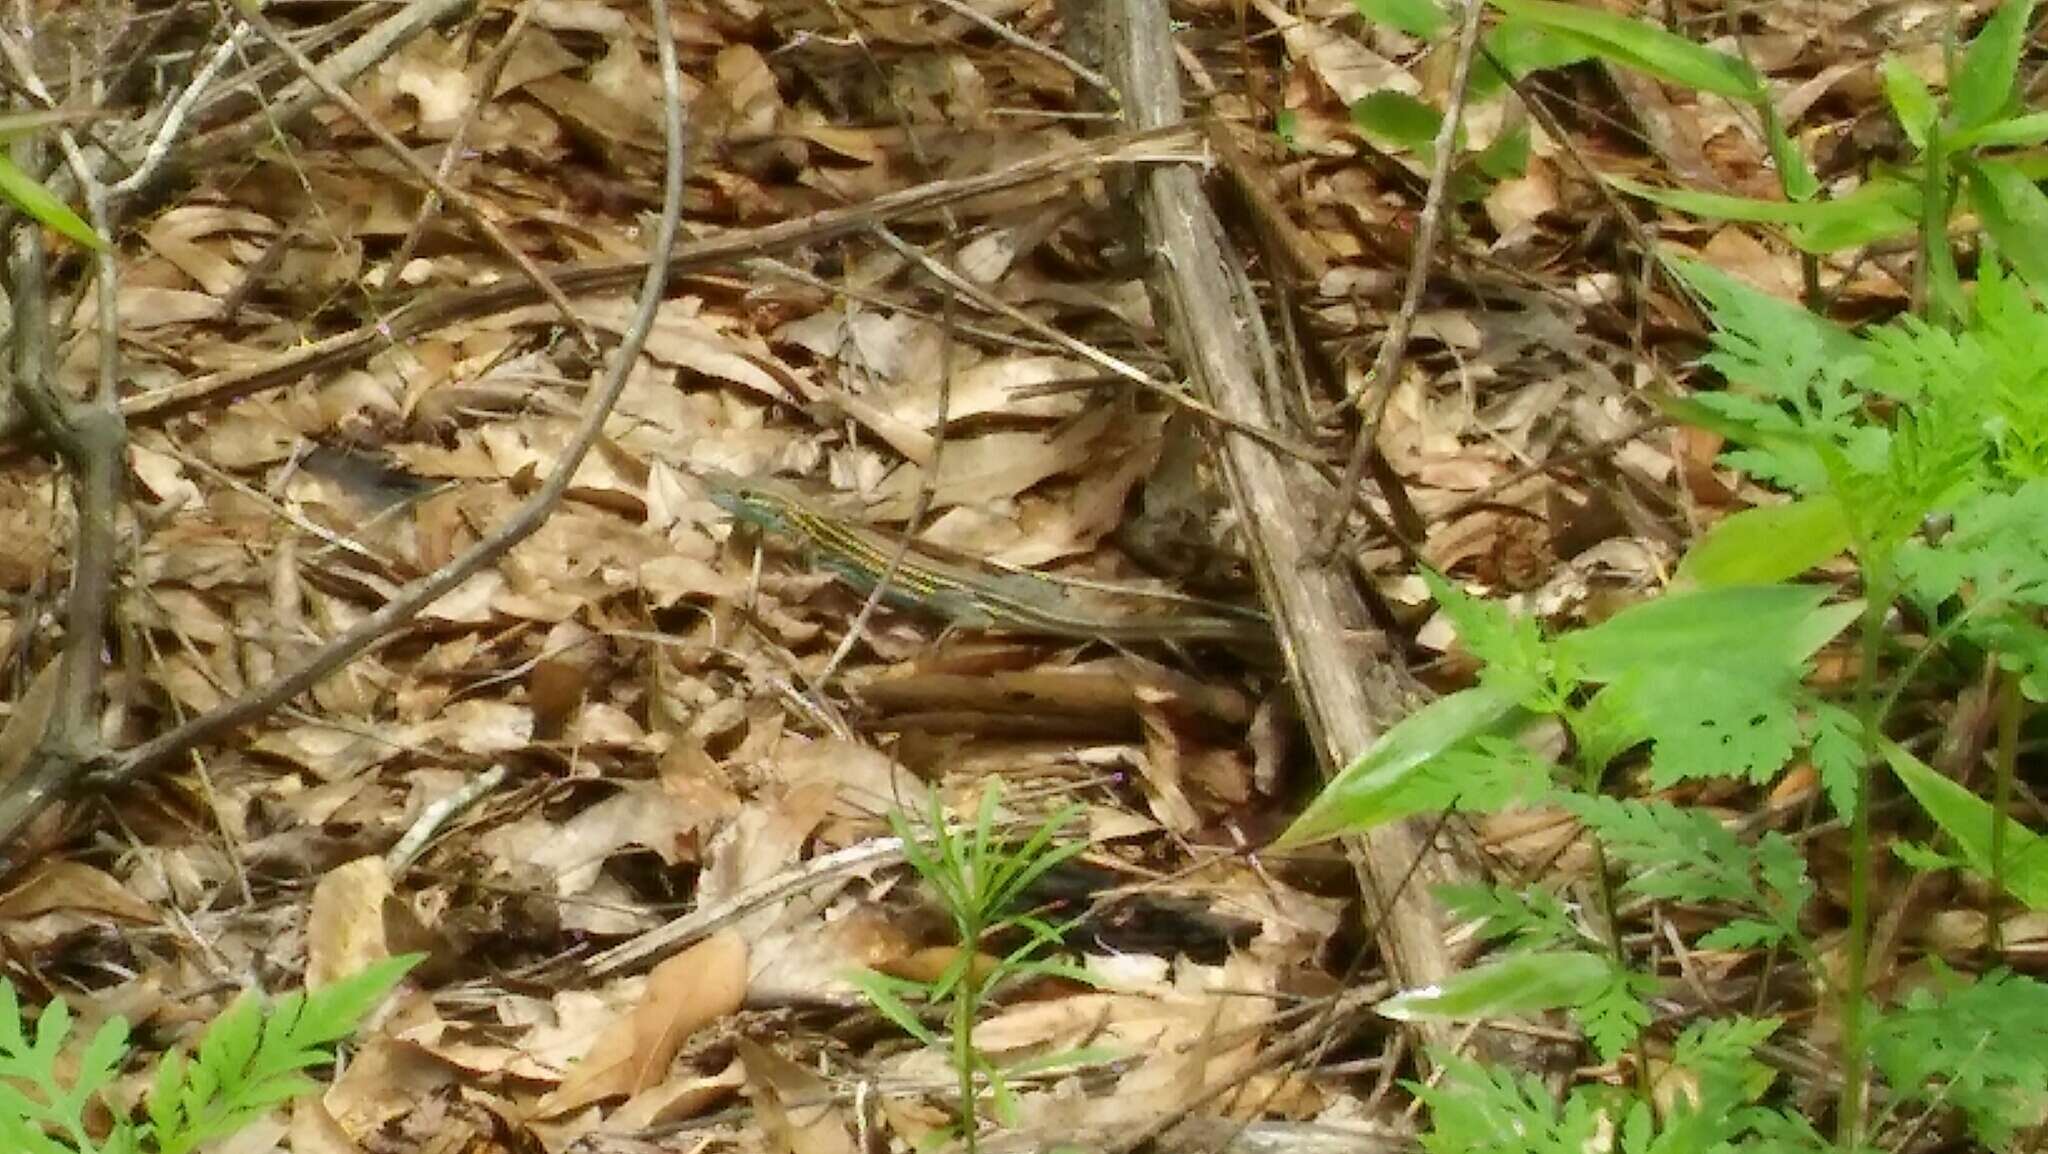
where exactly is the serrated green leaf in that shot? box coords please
[1355,0,1449,37]
[1677,496,1852,587]
[1378,950,1615,1021]
[1352,90,1443,150]
[1950,0,2035,132]
[0,154,103,252]
[1884,740,2048,909]
[148,1048,185,1137]
[0,983,24,1057]
[1964,158,2048,288]
[1274,684,1534,847]
[294,954,421,1047]
[1486,0,1761,100]
[1882,57,1940,150]
[31,999,71,1064]
[1698,919,1790,951]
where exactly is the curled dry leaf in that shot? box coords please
[540,929,748,1118]
[737,1036,858,1154]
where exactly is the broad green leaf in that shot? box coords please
[1607,174,1920,252]
[1964,158,2048,288]
[1475,117,1531,180]
[1949,0,2035,132]
[1473,19,1594,98]
[1554,584,1835,681]
[1486,0,1762,100]
[1881,57,1939,150]
[1274,684,1532,847]
[1378,950,1614,1020]
[1676,496,1852,587]
[1948,109,2048,151]
[0,154,102,251]
[1352,90,1443,150]
[1884,741,2048,909]
[1355,0,1450,38]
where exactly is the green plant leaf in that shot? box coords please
[1964,158,2048,288]
[1474,118,1531,180]
[1608,174,1920,252]
[1949,0,2035,133]
[1378,950,1616,1021]
[1949,109,2048,151]
[1676,496,1852,587]
[1352,90,1443,151]
[1554,584,1836,681]
[1882,56,1940,150]
[1884,740,2048,909]
[0,154,103,252]
[1355,0,1449,37]
[294,954,420,1046]
[1763,111,1819,203]
[1473,18,1595,98]
[1273,683,1533,847]
[847,970,940,1045]
[1485,0,1762,100]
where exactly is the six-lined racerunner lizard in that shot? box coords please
[705,471,1271,645]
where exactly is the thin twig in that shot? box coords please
[230,3,598,352]
[584,837,910,979]
[107,23,252,198]
[0,0,690,854]
[387,763,508,875]
[385,0,540,281]
[926,0,1115,95]
[1323,0,1486,555]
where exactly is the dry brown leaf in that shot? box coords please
[485,781,707,895]
[0,862,156,923]
[323,1035,463,1140]
[605,1057,749,1132]
[541,930,748,1117]
[307,856,395,990]
[289,1098,366,1154]
[737,1036,858,1154]
[0,661,61,787]
[1252,0,1415,104]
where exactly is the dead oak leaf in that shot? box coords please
[737,1036,857,1154]
[540,930,747,1117]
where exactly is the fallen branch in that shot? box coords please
[1084,0,1496,1069]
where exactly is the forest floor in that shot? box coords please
[0,1,2016,1152]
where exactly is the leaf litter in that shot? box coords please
[0,0,2009,1151]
